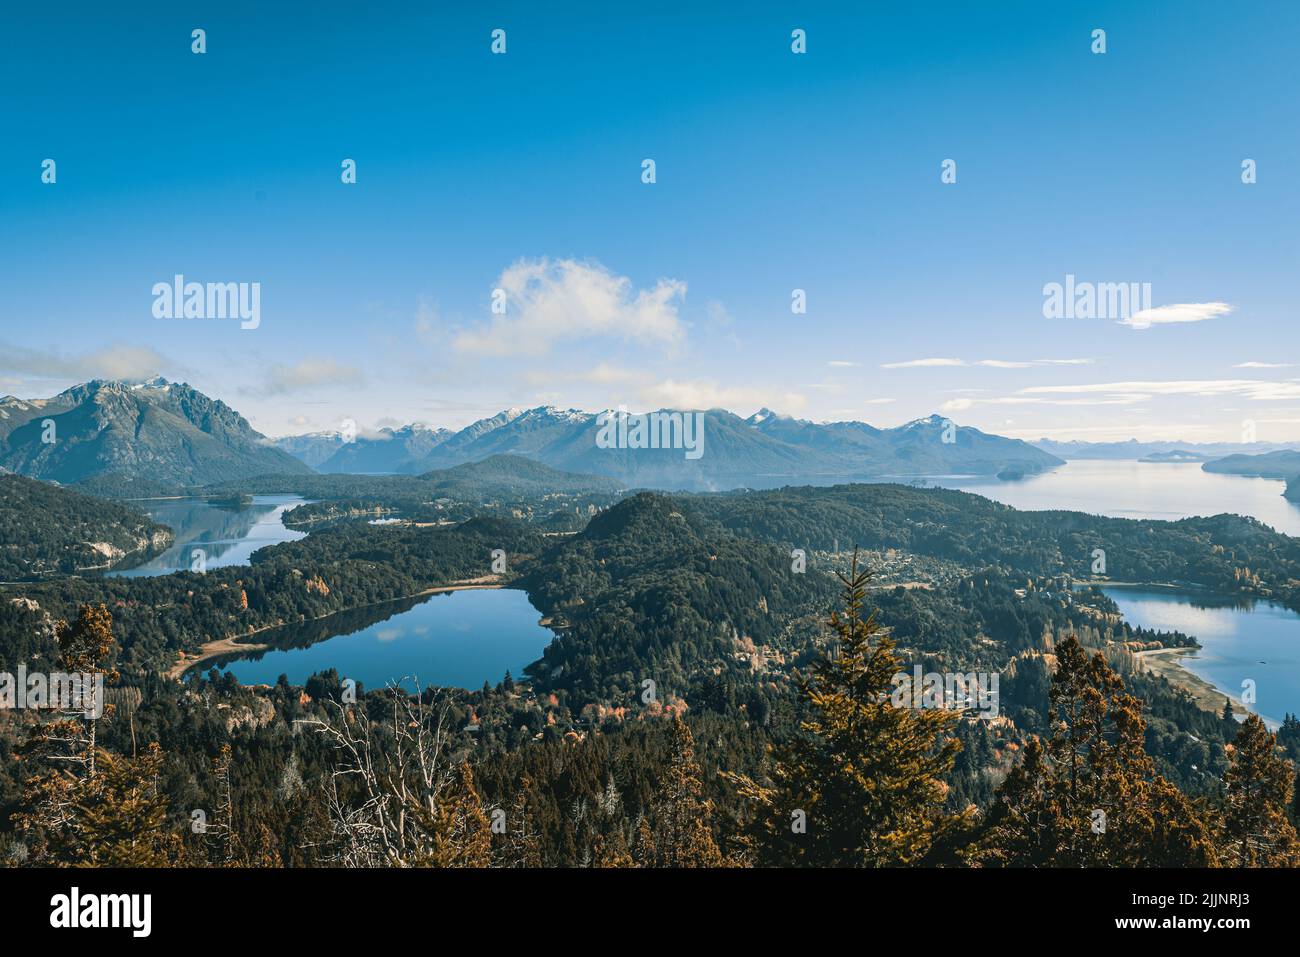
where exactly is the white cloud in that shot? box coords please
[1235,361,1294,369]
[453,257,687,357]
[1021,378,1300,401]
[1122,301,1232,328]
[636,378,807,413]
[884,357,1092,370]
[0,343,174,382]
[947,376,1300,417]
[259,358,364,396]
[942,395,1147,413]
[828,360,860,368]
[882,357,967,369]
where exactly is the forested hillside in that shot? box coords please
[0,474,173,580]
[4,480,1300,871]
[685,483,1300,606]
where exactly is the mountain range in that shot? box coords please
[0,379,1069,491]
[285,405,1063,490]
[1031,438,1300,460]
[0,379,310,487]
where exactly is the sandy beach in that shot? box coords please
[1135,645,1244,716]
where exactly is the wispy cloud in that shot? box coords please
[453,257,687,357]
[636,378,807,413]
[255,358,364,396]
[0,342,175,382]
[942,395,1145,413]
[1235,361,1294,369]
[1122,301,1232,328]
[947,377,1300,415]
[882,357,966,369]
[883,357,1092,370]
[1021,378,1300,401]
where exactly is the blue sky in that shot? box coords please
[2,1,1298,442]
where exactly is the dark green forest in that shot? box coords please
[0,475,172,581]
[2,479,1299,867]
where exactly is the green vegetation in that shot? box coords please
[0,475,173,580]
[3,474,1300,869]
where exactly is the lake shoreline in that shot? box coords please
[165,576,504,679]
[1134,645,1245,715]
[1112,585,1293,731]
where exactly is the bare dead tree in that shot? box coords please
[302,681,489,867]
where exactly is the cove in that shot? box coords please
[1103,586,1300,728]
[107,495,307,578]
[202,587,554,691]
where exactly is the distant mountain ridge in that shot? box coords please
[279,405,1062,491]
[1033,438,1300,460]
[1202,450,1300,481]
[313,424,453,473]
[0,378,311,487]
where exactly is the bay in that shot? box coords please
[205,587,553,691]
[1102,586,1300,728]
[107,495,308,578]
[930,460,1300,536]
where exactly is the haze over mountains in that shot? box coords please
[288,405,1064,490]
[1031,438,1300,460]
[11,379,1300,494]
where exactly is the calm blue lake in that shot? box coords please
[208,587,553,691]
[107,495,308,577]
[932,461,1300,536]
[1103,586,1300,727]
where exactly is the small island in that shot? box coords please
[207,492,253,509]
[1140,449,1213,463]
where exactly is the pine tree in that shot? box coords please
[980,636,1216,866]
[13,604,123,863]
[499,771,544,867]
[75,744,186,867]
[726,553,964,866]
[1221,714,1300,866]
[1221,697,1237,735]
[423,762,492,867]
[646,717,724,867]
[632,814,655,866]
[591,829,634,867]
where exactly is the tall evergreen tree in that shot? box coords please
[74,744,186,867]
[1221,714,1300,866]
[726,554,964,866]
[642,717,724,867]
[980,636,1216,866]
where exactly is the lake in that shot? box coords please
[931,461,1300,536]
[107,495,308,577]
[1103,586,1300,727]
[204,587,553,691]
